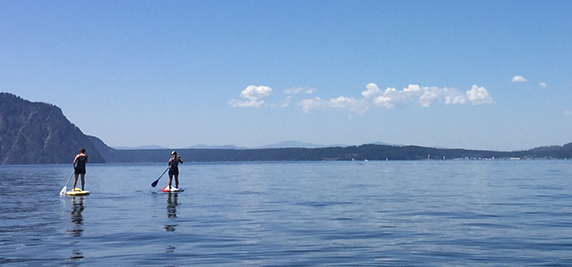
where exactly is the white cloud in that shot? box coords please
[240,85,272,100]
[364,84,492,108]
[229,85,273,107]
[419,87,441,107]
[466,85,494,104]
[284,87,316,95]
[231,83,494,114]
[443,87,467,105]
[361,83,382,98]
[278,96,291,108]
[512,75,527,82]
[228,98,265,107]
[539,82,547,88]
[404,84,421,92]
[299,97,324,111]
[300,96,368,115]
[369,84,423,108]
[298,83,494,115]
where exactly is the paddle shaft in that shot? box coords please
[151,167,170,187]
[59,171,74,195]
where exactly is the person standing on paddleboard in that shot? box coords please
[73,148,88,191]
[168,151,183,189]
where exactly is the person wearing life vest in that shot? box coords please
[168,151,183,189]
[73,148,88,191]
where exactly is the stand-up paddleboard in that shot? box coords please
[66,188,90,196]
[161,186,184,193]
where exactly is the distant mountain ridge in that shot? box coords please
[113,145,168,150]
[188,144,246,149]
[0,93,104,164]
[118,141,350,150]
[187,140,367,149]
[256,140,334,149]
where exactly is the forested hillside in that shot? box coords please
[88,136,572,163]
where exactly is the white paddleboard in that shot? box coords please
[161,186,184,193]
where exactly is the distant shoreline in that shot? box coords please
[90,136,572,163]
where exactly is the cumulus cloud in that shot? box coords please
[362,83,492,109]
[444,87,468,105]
[229,85,273,107]
[361,83,382,98]
[512,75,527,82]
[539,82,547,88]
[466,85,494,104]
[284,87,316,95]
[231,83,494,114]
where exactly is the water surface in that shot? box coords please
[1,160,572,266]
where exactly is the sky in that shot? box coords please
[1,0,571,151]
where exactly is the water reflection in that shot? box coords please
[68,196,84,261]
[68,196,84,237]
[166,245,176,253]
[164,193,179,232]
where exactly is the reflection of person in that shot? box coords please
[165,193,178,231]
[168,151,183,189]
[70,197,84,225]
[69,196,84,237]
[167,193,178,218]
[73,148,88,190]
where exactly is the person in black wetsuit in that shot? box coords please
[73,148,88,191]
[168,151,183,189]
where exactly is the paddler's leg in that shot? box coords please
[80,173,85,191]
[168,174,173,189]
[73,173,79,190]
[174,174,179,188]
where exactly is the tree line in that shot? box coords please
[90,136,572,163]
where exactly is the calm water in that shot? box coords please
[1,160,572,266]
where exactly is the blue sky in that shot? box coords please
[2,0,571,151]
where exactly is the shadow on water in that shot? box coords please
[164,192,179,232]
[68,196,84,261]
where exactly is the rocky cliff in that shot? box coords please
[0,93,105,164]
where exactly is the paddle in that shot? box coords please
[151,167,170,187]
[59,171,75,196]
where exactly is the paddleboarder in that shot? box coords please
[168,151,183,189]
[72,148,88,191]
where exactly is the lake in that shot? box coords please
[1,160,572,266]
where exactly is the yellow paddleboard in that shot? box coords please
[66,188,90,196]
